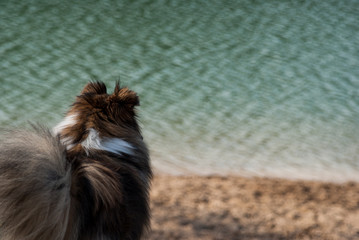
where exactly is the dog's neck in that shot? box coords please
[81,128,135,156]
[53,113,136,156]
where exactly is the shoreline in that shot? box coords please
[152,167,359,184]
[148,175,359,240]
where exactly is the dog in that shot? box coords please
[0,81,152,240]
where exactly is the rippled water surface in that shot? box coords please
[1,0,359,181]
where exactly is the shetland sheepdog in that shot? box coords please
[0,81,152,240]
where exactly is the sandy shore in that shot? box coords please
[147,175,359,240]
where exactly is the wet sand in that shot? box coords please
[147,175,359,240]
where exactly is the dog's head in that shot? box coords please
[77,81,140,131]
[54,81,142,152]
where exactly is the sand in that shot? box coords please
[147,175,359,240]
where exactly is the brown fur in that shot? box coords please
[0,82,152,240]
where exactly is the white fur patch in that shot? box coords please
[81,128,102,152]
[101,138,135,155]
[81,128,135,156]
[53,114,78,135]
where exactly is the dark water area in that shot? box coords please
[1,0,359,181]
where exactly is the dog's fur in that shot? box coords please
[0,81,152,240]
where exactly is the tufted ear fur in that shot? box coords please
[109,82,140,110]
[81,81,107,95]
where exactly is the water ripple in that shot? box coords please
[1,0,359,181]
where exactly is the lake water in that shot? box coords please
[1,0,359,182]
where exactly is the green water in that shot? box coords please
[1,0,359,181]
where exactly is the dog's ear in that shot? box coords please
[110,83,140,109]
[121,89,140,109]
[114,81,120,95]
[81,81,107,95]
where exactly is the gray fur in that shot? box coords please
[0,125,73,240]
